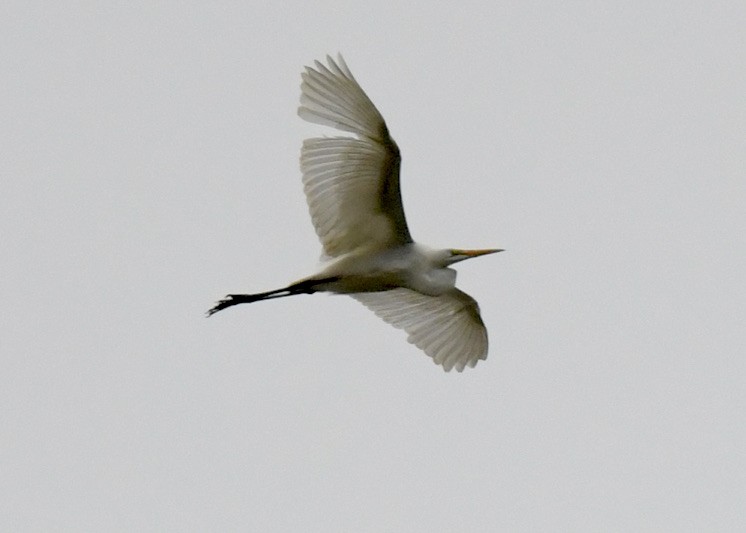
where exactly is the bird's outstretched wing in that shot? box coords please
[351,288,488,372]
[298,55,412,258]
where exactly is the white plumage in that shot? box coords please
[209,55,502,372]
[352,288,488,372]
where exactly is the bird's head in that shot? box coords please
[440,248,504,267]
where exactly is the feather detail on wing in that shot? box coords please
[298,55,412,257]
[351,288,489,372]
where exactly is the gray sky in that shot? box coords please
[3,1,745,531]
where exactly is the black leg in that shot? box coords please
[206,276,340,317]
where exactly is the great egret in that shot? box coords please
[209,55,502,372]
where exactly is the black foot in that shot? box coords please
[206,294,250,317]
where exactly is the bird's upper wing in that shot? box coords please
[298,55,412,257]
[351,288,489,372]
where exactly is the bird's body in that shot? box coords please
[313,243,456,296]
[209,55,502,372]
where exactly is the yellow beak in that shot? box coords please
[454,248,504,257]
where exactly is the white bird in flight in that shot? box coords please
[209,55,503,372]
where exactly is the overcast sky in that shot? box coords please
[3,1,745,531]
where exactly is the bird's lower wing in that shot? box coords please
[351,288,488,372]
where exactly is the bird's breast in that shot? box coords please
[407,266,457,296]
